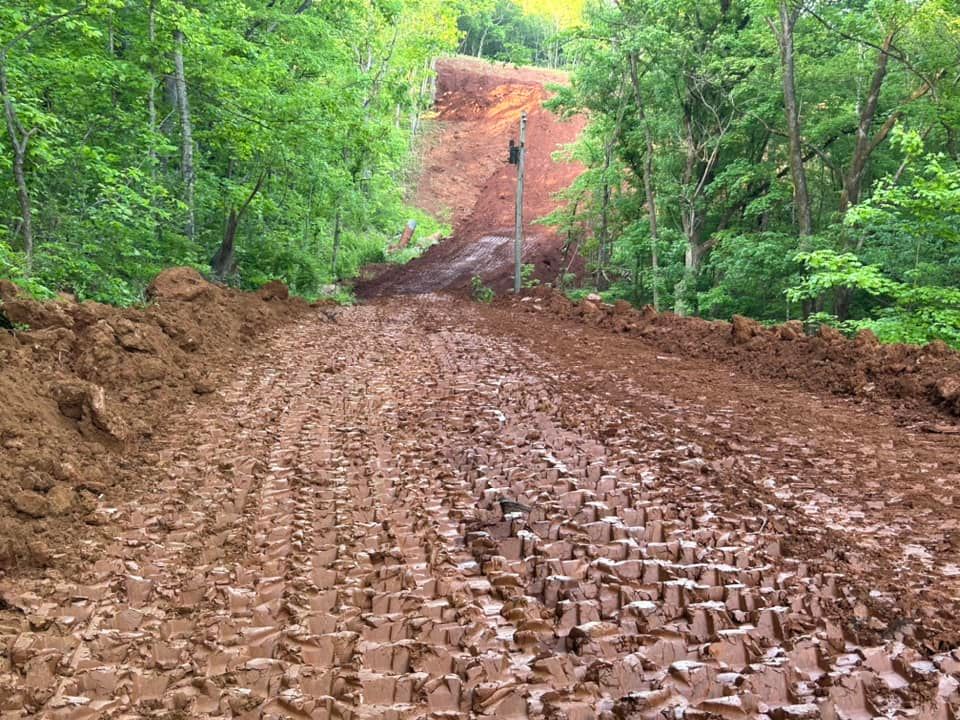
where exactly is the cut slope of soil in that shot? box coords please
[0,270,309,570]
[357,56,586,297]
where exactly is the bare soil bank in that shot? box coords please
[0,269,309,569]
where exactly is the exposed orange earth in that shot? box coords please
[358,57,586,297]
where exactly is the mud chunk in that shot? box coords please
[113,318,159,353]
[47,484,77,515]
[51,381,129,441]
[731,315,762,345]
[580,300,601,317]
[51,460,81,484]
[612,689,679,718]
[21,471,55,492]
[925,340,951,357]
[0,330,16,352]
[146,267,214,302]
[11,491,51,518]
[17,327,76,353]
[772,705,820,720]
[10,633,41,668]
[53,382,87,420]
[1,298,75,331]
[0,279,20,302]
[935,375,960,414]
[194,378,217,395]
[639,304,658,322]
[258,280,290,301]
[818,324,845,343]
[778,321,804,341]
[853,328,879,349]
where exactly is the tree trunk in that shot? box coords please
[476,26,488,58]
[147,1,158,177]
[838,31,895,215]
[173,29,196,241]
[945,123,959,161]
[776,2,813,240]
[0,6,87,272]
[211,172,267,278]
[676,112,705,316]
[0,60,34,270]
[331,208,343,279]
[213,208,240,278]
[596,148,612,290]
[628,53,661,311]
[11,138,33,269]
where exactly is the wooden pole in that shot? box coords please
[514,111,527,294]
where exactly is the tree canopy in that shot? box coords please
[0,0,458,303]
[543,0,960,346]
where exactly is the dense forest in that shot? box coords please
[546,0,960,346]
[3,0,960,347]
[0,0,460,303]
[456,0,584,67]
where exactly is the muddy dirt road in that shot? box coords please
[4,295,959,718]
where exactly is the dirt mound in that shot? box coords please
[145,265,214,302]
[0,269,308,569]
[358,57,586,297]
[507,288,960,420]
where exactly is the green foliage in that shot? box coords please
[386,209,450,265]
[547,0,960,348]
[0,240,55,299]
[0,0,457,304]
[699,232,804,321]
[520,263,539,288]
[788,251,960,348]
[471,275,495,303]
[318,287,357,306]
[455,0,575,67]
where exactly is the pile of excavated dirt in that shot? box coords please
[505,288,960,421]
[0,269,309,570]
[358,57,586,297]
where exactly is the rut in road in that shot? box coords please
[2,296,959,719]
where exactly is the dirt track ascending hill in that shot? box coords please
[357,57,585,297]
[4,295,960,718]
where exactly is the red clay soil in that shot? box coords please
[0,270,310,570]
[503,288,960,423]
[357,56,586,297]
[3,293,960,718]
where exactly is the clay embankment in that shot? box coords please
[505,288,960,422]
[2,294,960,718]
[0,270,310,568]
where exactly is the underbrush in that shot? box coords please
[0,202,446,307]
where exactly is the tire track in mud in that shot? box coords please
[2,298,959,719]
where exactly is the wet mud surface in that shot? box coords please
[4,295,959,718]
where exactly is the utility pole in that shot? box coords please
[513,112,527,294]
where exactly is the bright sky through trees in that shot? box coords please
[519,0,586,27]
